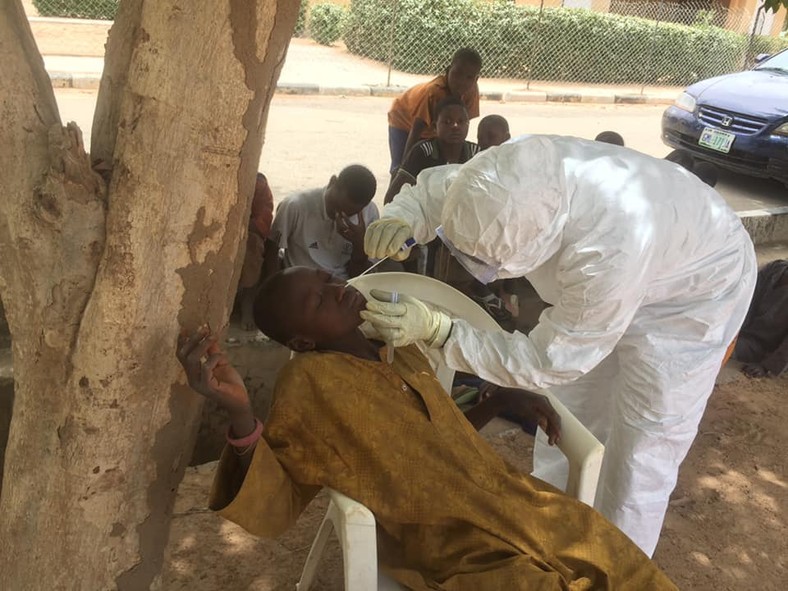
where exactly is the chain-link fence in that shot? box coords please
[29,0,788,89]
[30,0,118,20]
[335,0,788,88]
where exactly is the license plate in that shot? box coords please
[699,127,735,153]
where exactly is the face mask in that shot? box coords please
[435,226,499,285]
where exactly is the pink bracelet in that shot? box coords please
[226,418,263,448]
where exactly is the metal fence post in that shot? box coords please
[526,0,546,91]
[386,0,399,87]
[640,0,665,95]
[745,3,765,69]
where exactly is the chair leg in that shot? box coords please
[296,509,336,591]
[339,520,379,591]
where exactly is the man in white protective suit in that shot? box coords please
[360,134,757,557]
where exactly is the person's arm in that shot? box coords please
[463,383,561,444]
[177,330,259,476]
[402,118,427,163]
[177,330,321,537]
[443,236,649,390]
[384,145,422,204]
[262,238,281,280]
[260,200,292,281]
[338,212,371,278]
[384,170,413,205]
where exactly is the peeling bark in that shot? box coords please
[0,1,297,588]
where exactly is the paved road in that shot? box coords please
[54,90,787,212]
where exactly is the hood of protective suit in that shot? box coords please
[440,136,569,280]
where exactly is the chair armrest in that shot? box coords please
[327,488,377,526]
[541,391,605,506]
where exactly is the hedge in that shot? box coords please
[309,3,346,46]
[343,0,788,85]
[33,0,118,20]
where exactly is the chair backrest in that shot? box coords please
[349,272,502,393]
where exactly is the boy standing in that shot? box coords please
[388,48,482,174]
[263,165,378,282]
[385,97,480,204]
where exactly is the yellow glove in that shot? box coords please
[364,218,413,261]
[360,289,452,348]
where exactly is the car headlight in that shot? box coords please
[674,92,697,113]
[774,122,788,136]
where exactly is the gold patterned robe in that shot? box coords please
[210,345,676,590]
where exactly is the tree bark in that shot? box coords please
[0,1,297,589]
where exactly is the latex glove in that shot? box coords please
[360,289,452,348]
[364,218,413,261]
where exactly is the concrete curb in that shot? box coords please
[738,206,788,245]
[46,71,676,104]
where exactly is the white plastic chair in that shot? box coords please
[296,272,604,591]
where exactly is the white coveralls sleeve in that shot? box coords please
[381,165,461,245]
[444,228,653,390]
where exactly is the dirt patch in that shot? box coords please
[652,367,787,590]
[163,367,787,590]
[30,19,110,57]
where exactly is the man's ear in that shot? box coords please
[327,175,338,189]
[288,336,316,353]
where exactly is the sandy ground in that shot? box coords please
[162,368,787,590]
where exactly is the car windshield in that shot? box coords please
[754,50,788,73]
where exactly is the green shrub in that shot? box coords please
[33,0,119,20]
[309,3,345,46]
[343,0,770,85]
[294,0,308,37]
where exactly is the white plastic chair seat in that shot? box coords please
[296,273,604,591]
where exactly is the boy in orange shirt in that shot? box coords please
[387,47,481,174]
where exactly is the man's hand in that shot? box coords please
[177,329,252,416]
[364,218,413,261]
[337,212,366,251]
[361,289,452,348]
[485,384,562,445]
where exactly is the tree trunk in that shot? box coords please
[0,1,297,589]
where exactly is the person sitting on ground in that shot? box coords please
[387,48,482,175]
[733,259,788,377]
[262,165,378,283]
[385,97,480,204]
[594,130,625,146]
[176,267,677,591]
[236,173,274,330]
[477,114,511,150]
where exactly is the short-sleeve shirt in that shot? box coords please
[388,75,480,138]
[397,139,480,185]
[270,188,379,281]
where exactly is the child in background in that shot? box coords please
[477,114,511,150]
[263,165,379,283]
[594,131,625,146]
[385,97,480,204]
[387,48,482,174]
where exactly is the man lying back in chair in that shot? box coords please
[176,267,676,591]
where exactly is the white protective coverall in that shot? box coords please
[378,135,757,556]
